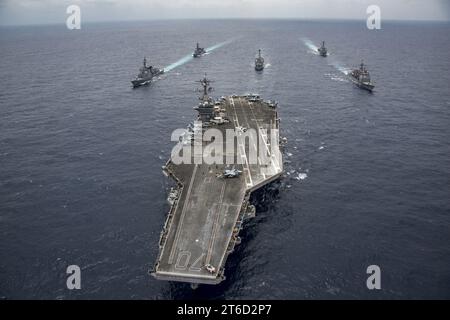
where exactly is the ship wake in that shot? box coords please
[302,38,351,75]
[302,38,319,55]
[206,38,235,52]
[325,72,348,83]
[164,38,235,73]
[329,60,351,75]
[164,54,193,72]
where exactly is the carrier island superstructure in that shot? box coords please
[151,77,283,285]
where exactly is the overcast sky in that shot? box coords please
[0,0,449,26]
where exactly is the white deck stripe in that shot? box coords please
[168,164,198,264]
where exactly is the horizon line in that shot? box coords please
[1,16,449,27]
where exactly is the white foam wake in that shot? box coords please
[302,38,319,55]
[331,62,351,75]
[164,38,235,73]
[164,54,193,72]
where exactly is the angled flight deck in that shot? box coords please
[152,78,282,285]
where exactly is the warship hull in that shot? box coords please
[131,79,151,88]
[349,77,374,92]
[131,70,164,88]
[318,41,327,57]
[255,49,265,71]
[152,96,283,285]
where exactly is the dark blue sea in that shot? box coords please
[1,19,449,299]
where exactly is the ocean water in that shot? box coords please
[0,19,449,299]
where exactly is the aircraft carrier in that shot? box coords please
[151,77,283,285]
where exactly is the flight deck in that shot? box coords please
[152,79,282,285]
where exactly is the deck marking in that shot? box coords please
[230,98,253,187]
[189,253,205,272]
[156,166,185,264]
[205,182,226,265]
[248,102,281,173]
[236,98,260,181]
[169,164,198,264]
[175,251,191,270]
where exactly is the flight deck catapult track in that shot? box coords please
[151,78,283,285]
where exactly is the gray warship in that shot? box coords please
[193,43,206,58]
[255,49,265,71]
[349,61,375,92]
[318,41,327,57]
[131,57,164,88]
[151,76,283,286]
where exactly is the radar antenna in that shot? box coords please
[197,74,214,101]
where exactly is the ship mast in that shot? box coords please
[198,74,213,102]
[194,75,215,123]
